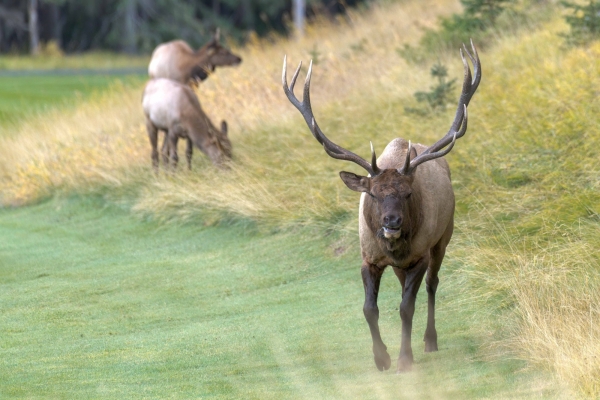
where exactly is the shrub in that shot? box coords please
[405,62,457,115]
[399,0,514,60]
[561,0,600,46]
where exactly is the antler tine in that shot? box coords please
[282,56,379,176]
[419,40,480,158]
[282,55,303,109]
[397,140,412,175]
[407,105,467,172]
[370,141,380,175]
[399,40,480,175]
[409,132,458,171]
[466,39,481,94]
[412,132,458,167]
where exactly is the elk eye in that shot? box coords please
[406,192,412,199]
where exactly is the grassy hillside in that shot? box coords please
[1,0,599,397]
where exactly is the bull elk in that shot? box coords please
[282,41,481,372]
[142,78,232,169]
[148,29,242,85]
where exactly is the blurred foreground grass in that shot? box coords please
[0,0,599,396]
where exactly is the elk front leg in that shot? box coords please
[146,119,159,170]
[361,262,390,371]
[186,138,193,170]
[397,256,428,372]
[393,267,406,298]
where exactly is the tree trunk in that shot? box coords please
[48,2,61,47]
[123,0,137,54]
[0,19,4,52]
[293,0,305,38]
[28,0,39,55]
[241,0,255,31]
[213,0,220,16]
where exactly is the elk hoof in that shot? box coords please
[424,341,438,352]
[396,358,413,373]
[424,330,438,352]
[396,352,413,373]
[373,348,391,371]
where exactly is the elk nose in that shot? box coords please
[383,214,401,228]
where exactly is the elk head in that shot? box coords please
[282,41,481,240]
[191,29,242,83]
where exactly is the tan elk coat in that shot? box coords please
[142,78,231,169]
[148,36,242,85]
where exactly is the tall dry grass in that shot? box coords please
[450,23,600,396]
[0,81,148,205]
[1,0,599,396]
[455,217,600,397]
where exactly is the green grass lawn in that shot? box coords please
[0,196,559,399]
[0,73,144,130]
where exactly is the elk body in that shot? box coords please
[148,30,242,85]
[142,78,232,169]
[283,41,481,372]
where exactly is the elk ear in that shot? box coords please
[339,171,371,193]
[221,121,228,136]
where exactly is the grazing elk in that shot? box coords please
[148,29,242,85]
[282,41,481,372]
[142,78,232,169]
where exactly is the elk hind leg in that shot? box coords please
[397,256,428,372]
[186,138,193,170]
[160,130,170,166]
[167,132,179,170]
[146,119,159,170]
[362,262,391,371]
[424,218,453,352]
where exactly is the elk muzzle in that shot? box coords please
[381,197,403,239]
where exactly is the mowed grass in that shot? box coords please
[0,49,148,71]
[0,196,559,398]
[0,73,145,130]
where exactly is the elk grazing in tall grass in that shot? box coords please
[148,29,242,85]
[283,41,481,372]
[142,78,232,169]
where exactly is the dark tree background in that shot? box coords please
[0,0,367,54]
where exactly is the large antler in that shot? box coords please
[282,56,381,177]
[399,39,481,175]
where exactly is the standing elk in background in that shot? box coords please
[148,29,242,85]
[282,40,481,372]
[143,78,232,170]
